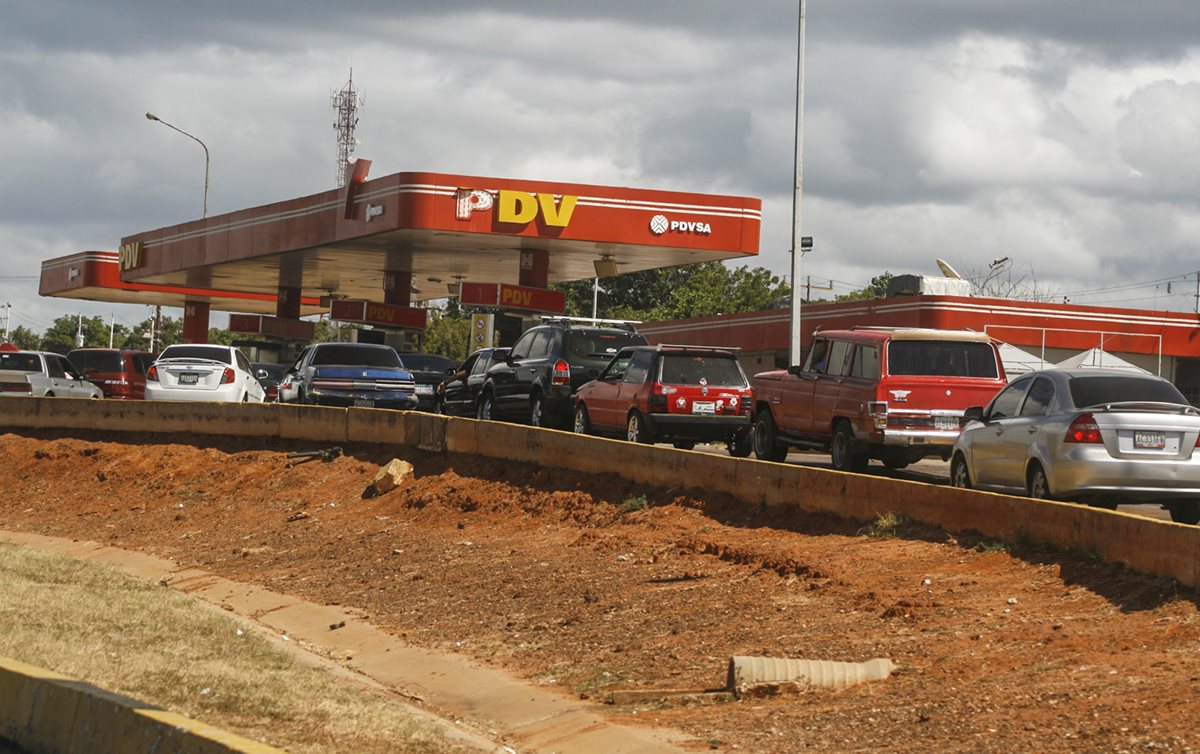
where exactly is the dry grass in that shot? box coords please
[0,541,473,754]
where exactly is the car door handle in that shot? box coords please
[1027,426,1038,434]
[993,428,1004,436]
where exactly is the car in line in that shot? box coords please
[572,344,753,455]
[950,368,1200,524]
[0,348,103,399]
[251,362,288,402]
[751,328,1008,471]
[478,318,649,428]
[145,344,265,403]
[398,352,459,411]
[68,348,155,400]
[280,342,417,410]
[435,347,509,417]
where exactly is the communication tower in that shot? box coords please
[331,70,363,187]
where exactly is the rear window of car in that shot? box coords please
[399,354,457,372]
[887,341,999,378]
[0,353,40,372]
[68,350,124,373]
[311,345,402,368]
[1068,375,1187,407]
[159,345,232,364]
[565,330,648,362]
[659,353,747,387]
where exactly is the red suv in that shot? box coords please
[572,345,754,455]
[751,328,1007,470]
[68,348,155,400]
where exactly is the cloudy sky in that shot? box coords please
[3,1,1200,335]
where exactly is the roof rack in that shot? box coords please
[538,315,642,330]
[654,343,742,352]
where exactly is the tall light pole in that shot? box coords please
[145,112,209,218]
[788,0,808,365]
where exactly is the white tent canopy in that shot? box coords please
[997,342,1050,378]
[1054,347,1150,374]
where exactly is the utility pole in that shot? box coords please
[154,306,162,352]
[109,313,115,348]
[76,313,84,348]
[2,302,10,341]
[788,0,808,365]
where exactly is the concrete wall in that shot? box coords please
[4,396,1198,589]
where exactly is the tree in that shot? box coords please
[39,315,129,354]
[837,272,893,302]
[421,310,472,361]
[5,325,39,350]
[119,315,183,351]
[207,328,235,346]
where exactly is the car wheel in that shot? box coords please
[530,393,545,427]
[1026,462,1052,500]
[627,412,653,444]
[1168,500,1200,525]
[831,421,869,472]
[45,392,54,397]
[882,447,910,470]
[727,429,753,458]
[672,440,696,451]
[573,404,590,435]
[242,393,249,402]
[950,453,972,489]
[753,411,788,462]
[477,392,494,421]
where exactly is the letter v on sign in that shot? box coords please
[537,193,577,227]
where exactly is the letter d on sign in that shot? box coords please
[497,190,539,224]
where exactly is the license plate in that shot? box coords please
[692,401,715,415]
[179,372,199,385]
[353,398,374,408]
[934,416,959,430]
[1134,431,1166,449]
[415,385,434,395]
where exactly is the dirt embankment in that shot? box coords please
[3,429,1200,753]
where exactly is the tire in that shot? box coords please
[45,392,54,397]
[1026,462,1052,500]
[627,412,653,444]
[753,411,789,462]
[727,429,753,458]
[950,453,972,489]
[242,393,249,403]
[830,421,869,472]
[530,393,545,427]
[672,440,696,451]
[573,404,590,435]
[1168,501,1200,525]
[477,392,495,421]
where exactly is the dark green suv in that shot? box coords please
[477,318,648,428]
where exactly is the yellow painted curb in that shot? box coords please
[0,655,285,754]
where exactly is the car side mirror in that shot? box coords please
[964,406,985,422]
[255,368,269,379]
[787,365,804,376]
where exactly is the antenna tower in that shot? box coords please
[331,69,362,187]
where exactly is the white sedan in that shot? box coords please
[145,344,265,403]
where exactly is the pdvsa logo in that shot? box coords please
[118,241,144,271]
[455,188,577,228]
[648,214,712,236]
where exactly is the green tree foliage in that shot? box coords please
[119,315,183,352]
[837,272,893,302]
[206,327,235,346]
[39,315,131,354]
[421,310,472,361]
[5,325,40,350]
[554,262,789,323]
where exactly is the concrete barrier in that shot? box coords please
[0,655,284,754]
[3,395,1200,588]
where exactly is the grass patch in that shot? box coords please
[859,512,906,538]
[618,494,650,513]
[973,539,1012,554]
[0,542,470,754]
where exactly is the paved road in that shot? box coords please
[695,444,1173,523]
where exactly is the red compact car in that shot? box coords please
[572,345,753,455]
[68,348,155,400]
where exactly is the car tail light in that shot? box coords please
[221,367,236,384]
[740,395,753,414]
[1065,413,1102,444]
[649,382,668,412]
[146,365,159,382]
[551,359,570,386]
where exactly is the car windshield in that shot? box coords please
[311,345,401,368]
[159,346,232,364]
[0,353,40,372]
[68,350,123,373]
[1068,375,1187,407]
[399,354,457,372]
[565,330,648,362]
[659,354,747,387]
[888,341,999,378]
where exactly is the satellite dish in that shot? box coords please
[935,258,963,279]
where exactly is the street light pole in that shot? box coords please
[145,112,209,218]
[788,0,808,366]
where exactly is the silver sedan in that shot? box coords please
[950,368,1200,524]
